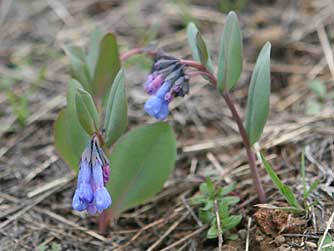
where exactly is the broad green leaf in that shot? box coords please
[221,215,242,231]
[93,33,121,97]
[199,209,212,224]
[261,153,303,210]
[218,201,229,219]
[104,69,128,147]
[54,109,89,171]
[245,42,271,145]
[63,46,92,93]
[186,22,214,72]
[86,28,104,78]
[75,88,99,135]
[218,183,236,197]
[220,196,240,206]
[108,122,176,216]
[191,195,206,205]
[217,11,243,91]
[202,200,214,211]
[207,222,218,239]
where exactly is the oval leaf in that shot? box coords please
[107,122,177,216]
[104,69,128,147]
[217,11,243,92]
[86,28,104,78]
[75,87,99,135]
[245,42,271,145]
[186,22,214,72]
[93,33,121,97]
[63,46,92,93]
[54,109,90,171]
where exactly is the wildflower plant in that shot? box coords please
[191,178,242,239]
[54,11,272,228]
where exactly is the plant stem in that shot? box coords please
[222,92,266,203]
[120,50,266,203]
[180,60,266,203]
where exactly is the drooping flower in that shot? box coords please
[143,55,189,120]
[72,135,112,214]
[144,81,172,120]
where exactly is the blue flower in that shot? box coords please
[144,81,172,120]
[92,155,112,212]
[72,190,86,211]
[72,136,112,214]
[77,160,94,203]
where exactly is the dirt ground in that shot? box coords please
[0,0,333,250]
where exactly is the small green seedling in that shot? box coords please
[306,79,334,115]
[261,152,319,214]
[192,178,242,239]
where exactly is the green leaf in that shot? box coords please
[196,32,209,66]
[218,183,236,197]
[54,109,90,171]
[217,11,243,91]
[218,201,229,219]
[86,28,104,78]
[306,100,322,115]
[301,150,307,200]
[63,46,92,92]
[261,153,303,210]
[318,234,334,251]
[75,87,99,135]
[206,177,215,199]
[305,180,320,199]
[309,79,326,100]
[245,42,271,145]
[220,196,240,206]
[93,33,121,97]
[104,69,128,147]
[191,195,206,205]
[202,200,214,211]
[108,122,177,216]
[207,222,218,239]
[199,209,212,224]
[221,215,242,231]
[186,22,214,72]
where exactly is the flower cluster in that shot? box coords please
[144,55,189,120]
[72,135,112,214]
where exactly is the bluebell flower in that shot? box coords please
[144,81,172,120]
[143,55,189,120]
[72,136,112,214]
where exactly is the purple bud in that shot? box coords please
[144,74,164,95]
[153,59,178,70]
[102,164,110,186]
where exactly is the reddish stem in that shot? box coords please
[119,49,266,203]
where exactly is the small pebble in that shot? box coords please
[238,229,247,240]
[274,235,286,245]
